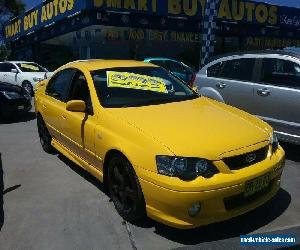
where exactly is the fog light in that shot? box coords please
[188,203,201,217]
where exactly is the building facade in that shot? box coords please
[3,0,300,70]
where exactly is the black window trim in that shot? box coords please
[66,69,94,115]
[206,57,257,83]
[46,68,77,102]
[256,57,300,90]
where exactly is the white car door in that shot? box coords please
[2,63,19,86]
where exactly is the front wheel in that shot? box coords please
[22,81,34,96]
[108,154,146,223]
[37,116,55,154]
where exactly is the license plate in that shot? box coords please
[17,105,24,110]
[244,173,271,197]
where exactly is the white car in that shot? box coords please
[0,61,52,95]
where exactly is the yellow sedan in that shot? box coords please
[34,60,285,229]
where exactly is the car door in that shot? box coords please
[1,63,18,85]
[42,68,76,141]
[253,57,300,139]
[60,70,98,169]
[205,58,257,113]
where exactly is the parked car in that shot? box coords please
[144,58,196,87]
[196,50,300,145]
[0,61,50,96]
[35,60,284,229]
[0,81,32,119]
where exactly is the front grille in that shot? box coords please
[223,146,269,170]
[224,179,274,211]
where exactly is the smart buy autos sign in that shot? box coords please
[93,0,279,24]
[4,0,84,40]
[4,0,281,41]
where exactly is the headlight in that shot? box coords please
[0,91,22,99]
[270,132,279,153]
[33,77,43,82]
[156,156,219,181]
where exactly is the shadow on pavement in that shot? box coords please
[0,153,4,231]
[0,111,36,124]
[150,188,291,245]
[280,142,300,162]
[57,154,108,195]
[55,152,291,245]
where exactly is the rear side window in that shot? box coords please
[207,62,223,77]
[219,58,255,81]
[260,58,300,89]
[46,69,75,102]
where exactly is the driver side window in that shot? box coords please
[68,71,93,114]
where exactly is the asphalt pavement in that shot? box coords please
[0,111,299,250]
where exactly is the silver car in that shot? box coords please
[196,50,300,145]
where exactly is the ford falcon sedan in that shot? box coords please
[34,60,285,229]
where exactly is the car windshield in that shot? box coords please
[17,63,47,72]
[91,66,199,108]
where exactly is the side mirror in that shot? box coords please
[11,69,18,74]
[66,100,86,112]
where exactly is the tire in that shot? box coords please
[108,154,146,223]
[22,81,34,96]
[37,115,55,154]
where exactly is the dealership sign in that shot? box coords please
[3,0,300,42]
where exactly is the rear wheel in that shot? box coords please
[37,115,55,154]
[108,154,146,223]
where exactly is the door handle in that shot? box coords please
[61,115,67,120]
[216,82,227,89]
[257,88,270,97]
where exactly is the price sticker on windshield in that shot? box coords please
[20,64,39,71]
[107,71,168,93]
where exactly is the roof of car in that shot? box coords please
[206,49,300,64]
[3,61,35,64]
[66,59,158,71]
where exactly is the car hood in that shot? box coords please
[107,97,271,160]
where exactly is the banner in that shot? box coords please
[4,0,300,42]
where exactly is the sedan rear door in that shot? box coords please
[253,57,300,141]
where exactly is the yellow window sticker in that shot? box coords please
[107,71,168,93]
[21,64,39,71]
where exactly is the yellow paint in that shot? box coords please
[255,4,268,24]
[183,0,197,16]
[218,0,232,20]
[24,10,38,31]
[168,0,181,15]
[268,6,278,25]
[107,0,122,8]
[34,60,285,229]
[232,0,244,21]
[245,2,255,22]
[107,71,168,93]
[124,0,136,9]
[138,0,148,11]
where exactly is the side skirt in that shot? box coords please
[52,139,104,183]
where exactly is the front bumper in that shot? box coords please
[138,146,285,229]
[0,99,32,117]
